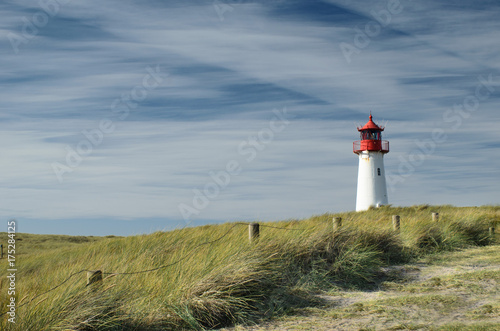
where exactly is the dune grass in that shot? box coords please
[0,205,498,330]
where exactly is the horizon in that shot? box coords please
[6,203,497,237]
[2,0,499,236]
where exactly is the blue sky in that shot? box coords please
[1,0,499,236]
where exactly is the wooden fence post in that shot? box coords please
[333,217,342,231]
[1,244,3,259]
[249,223,260,243]
[87,270,103,287]
[432,212,439,222]
[392,215,400,232]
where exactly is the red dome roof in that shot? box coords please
[357,114,384,132]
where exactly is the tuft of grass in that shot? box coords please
[467,303,500,319]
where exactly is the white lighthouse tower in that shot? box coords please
[353,114,389,211]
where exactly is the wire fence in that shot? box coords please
[4,214,487,318]
[0,221,305,317]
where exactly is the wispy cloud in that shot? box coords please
[1,0,499,235]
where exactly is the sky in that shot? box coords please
[1,0,499,236]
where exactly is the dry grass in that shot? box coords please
[0,205,498,330]
[223,245,500,331]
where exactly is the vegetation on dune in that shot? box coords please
[0,205,498,330]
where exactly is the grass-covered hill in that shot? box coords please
[0,205,498,330]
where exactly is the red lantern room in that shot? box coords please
[353,114,389,154]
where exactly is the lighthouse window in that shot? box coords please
[361,131,381,140]
[377,168,381,176]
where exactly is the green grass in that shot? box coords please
[436,323,500,331]
[225,244,499,330]
[0,233,109,256]
[0,205,498,330]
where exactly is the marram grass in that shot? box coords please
[0,205,498,330]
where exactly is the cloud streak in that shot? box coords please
[1,0,499,235]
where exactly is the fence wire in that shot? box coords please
[0,221,305,317]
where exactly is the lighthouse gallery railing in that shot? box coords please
[353,140,389,153]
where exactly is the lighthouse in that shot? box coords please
[353,114,389,211]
